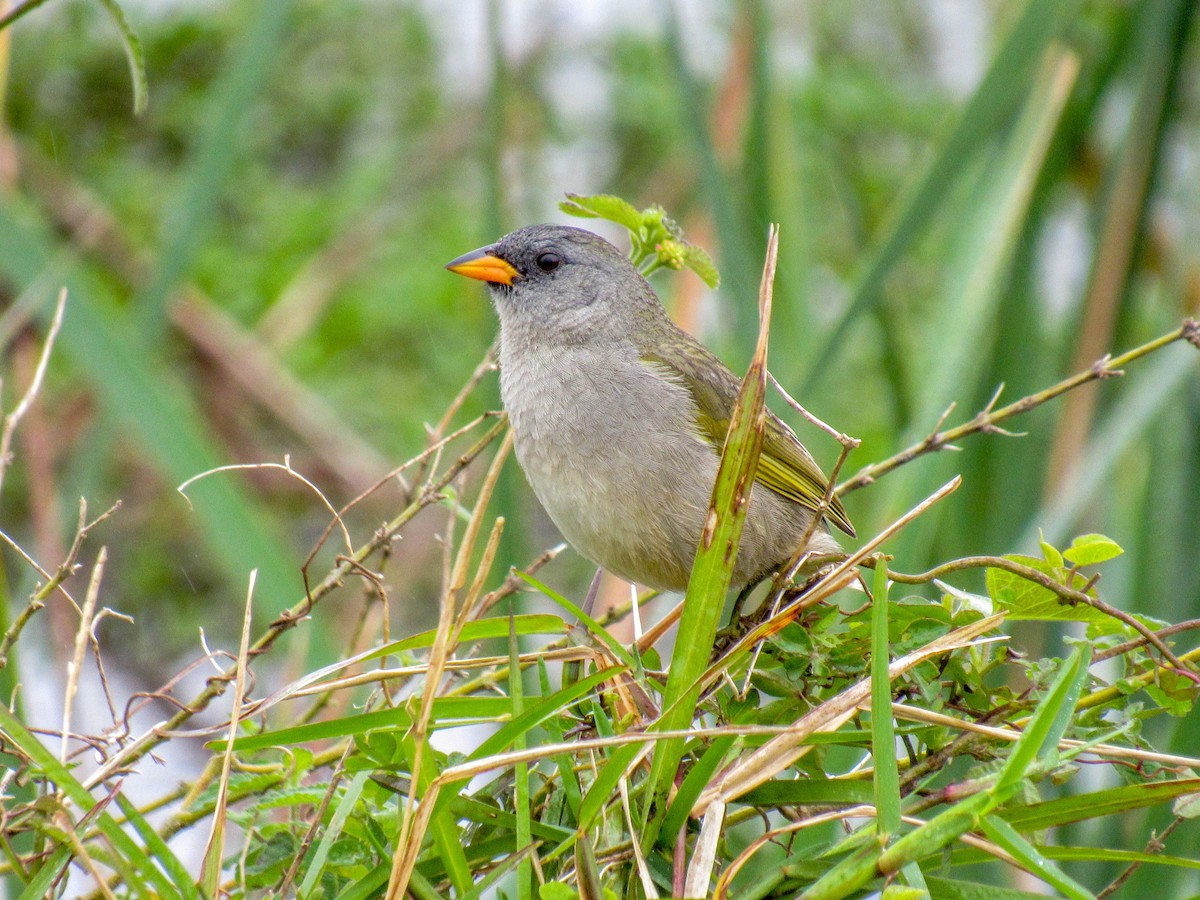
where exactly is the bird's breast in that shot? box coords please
[497,339,715,588]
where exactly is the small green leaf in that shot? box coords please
[1062,533,1124,567]
[1145,668,1200,717]
[986,556,1114,627]
[1173,791,1200,819]
[1039,537,1063,569]
[560,192,721,287]
[559,193,642,231]
[683,242,721,288]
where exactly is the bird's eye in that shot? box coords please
[535,252,560,273]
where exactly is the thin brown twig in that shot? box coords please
[1097,815,1184,898]
[178,456,354,555]
[839,318,1200,495]
[82,417,507,791]
[298,410,502,588]
[0,499,121,670]
[432,346,499,441]
[275,741,355,896]
[86,605,132,740]
[1094,618,1200,663]
[768,372,861,450]
[885,555,1186,670]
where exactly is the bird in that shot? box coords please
[445,224,854,594]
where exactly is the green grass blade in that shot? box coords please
[114,794,201,900]
[537,657,583,822]
[0,706,176,896]
[516,571,638,671]
[94,0,148,115]
[993,644,1090,796]
[467,666,625,762]
[508,614,533,900]
[1000,778,1200,831]
[659,735,737,848]
[870,556,901,838]
[368,614,568,657]
[296,771,370,898]
[16,847,73,900]
[641,228,778,847]
[977,814,1095,900]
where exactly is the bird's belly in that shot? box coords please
[521,438,707,590]
[501,352,710,590]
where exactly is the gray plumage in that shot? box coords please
[449,224,852,593]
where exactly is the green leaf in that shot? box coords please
[1062,534,1124,567]
[683,242,721,288]
[924,875,1060,899]
[559,193,643,231]
[1174,790,1200,819]
[1145,667,1200,716]
[986,556,1113,626]
[1001,778,1200,831]
[1039,535,1064,569]
[539,884,579,900]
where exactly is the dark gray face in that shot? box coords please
[490,224,628,285]
[484,225,666,342]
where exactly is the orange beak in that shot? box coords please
[445,247,519,286]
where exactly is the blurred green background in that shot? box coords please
[1,0,1197,670]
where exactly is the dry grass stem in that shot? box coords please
[61,547,107,765]
[0,287,66,500]
[888,703,1200,770]
[200,569,257,894]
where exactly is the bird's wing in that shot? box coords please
[643,343,855,538]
